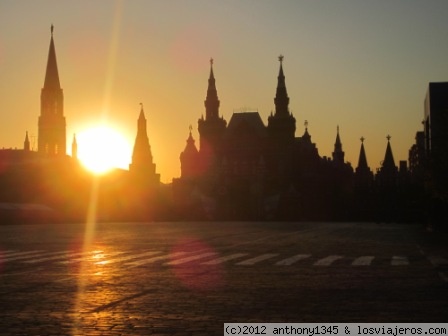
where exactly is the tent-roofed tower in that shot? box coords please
[197,58,227,170]
[376,135,398,189]
[24,132,30,152]
[267,55,296,144]
[129,104,160,185]
[332,126,345,164]
[355,137,373,189]
[71,134,78,160]
[38,25,66,156]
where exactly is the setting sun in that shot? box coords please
[76,125,132,174]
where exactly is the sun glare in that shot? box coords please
[76,125,131,174]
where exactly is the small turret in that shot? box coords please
[180,126,200,180]
[71,134,78,160]
[24,131,30,152]
[332,126,345,164]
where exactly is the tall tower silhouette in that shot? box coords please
[198,58,227,168]
[38,25,66,156]
[267,55,296,143]
[129,104,160,184]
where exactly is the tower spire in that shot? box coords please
[72,133,78,160]
[383,135,396,169]
[357,137,369,170]
[38,25,66,156]
[130,104,160,185]
[24,131,30,152]
[44,24,61,90]
[332,125,345,164]
[274,54,290,117]
[204,57,220,120]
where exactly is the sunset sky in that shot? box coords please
[1,1,448,182]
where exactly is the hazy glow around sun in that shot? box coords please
[76,125,132,174]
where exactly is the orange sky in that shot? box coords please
[1,1,448,183]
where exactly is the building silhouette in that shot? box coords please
[2,26,448,224]
[175,57,356,220]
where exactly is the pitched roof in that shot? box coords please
[226,112,267,137]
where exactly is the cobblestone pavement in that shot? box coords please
[0,222,447,335]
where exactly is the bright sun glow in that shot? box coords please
[76,125,132,174]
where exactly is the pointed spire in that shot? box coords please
[139,102,145,120]
[383,135,396,169]
[130,103,159,184]
[24,131,30,152]
[204,57,220,120]
[335,125,342,148]
[357,137,369,170]
[72,133,78,160]
[274,54,290,117]
[43,24,61,90]
[332,125,345,163]
[38,25,66,156]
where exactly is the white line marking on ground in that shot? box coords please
[352,256,375,266]
[236,253,279,265]
[23,250,98,264]
[275,254,311,266]
[95,251,162,265]
[126,252,189,267]
[3,251,69,262]
[0,250,44,258]
[0,250,16,254]
[438,272,448,283]
[202,253,248,265]
[314,255,344,266]
[164,252,217,265]
[428,256,448,267]
[58,251,126,264]
[391,256,409,266]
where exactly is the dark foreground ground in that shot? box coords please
[0,221,447,335]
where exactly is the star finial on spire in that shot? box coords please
[51,24,54,36]
[140,102,143,110]
[210,57,214,66]
[189,124,192,132]
[360,136,365,143]
[386,134,391,141]
[279,54,284,64]
[304,120,308,129]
